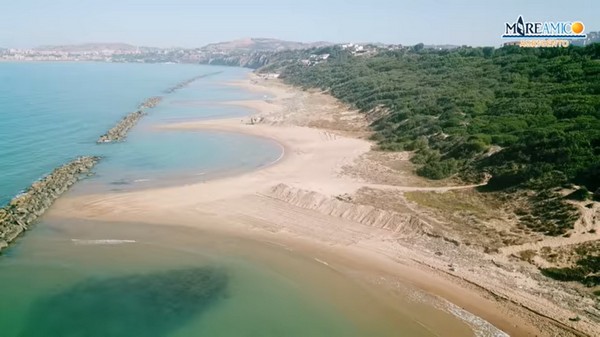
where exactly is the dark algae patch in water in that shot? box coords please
[20,267,228,337]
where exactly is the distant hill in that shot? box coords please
[191,38,332,68]
[34,43,140,52]
[29,39,332,54]
[200,38,331,53]
[17,38,334,66]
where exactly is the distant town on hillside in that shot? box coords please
[2,33,598,66]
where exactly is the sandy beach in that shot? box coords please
[48,75,598,337]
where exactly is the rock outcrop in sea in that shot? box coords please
[0,156,99,252]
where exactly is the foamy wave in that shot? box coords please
[71,239,137,245]
[133,178,151,183]
[445,301,510,337]
[405,285,510,337]
[314,258,330,266]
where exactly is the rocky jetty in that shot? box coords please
[164,71,223,94]
[164,77,200,94]
[97,73,225,144]
[97,110,145,143]
[0,156,100,252]
[98,96,163,144]
[138,96,162,109]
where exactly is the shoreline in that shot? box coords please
[158,121,287,170]
[49,74,597,336]
[82,127,287,197]
[155,117,576,336]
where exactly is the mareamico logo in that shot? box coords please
[502,16,586,39]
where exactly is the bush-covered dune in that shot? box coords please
[266,44,600,237]
[278,45,600,191]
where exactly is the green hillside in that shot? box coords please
[268,44,600,236]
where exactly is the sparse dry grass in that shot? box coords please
[357,188,540,250]
[343,151,453,188]
[538,241,600,267]
[352,188,414,214]
[519,249,537,263]
[404,189,499,218]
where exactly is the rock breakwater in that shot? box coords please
[98,72,223,143]
[97,110,145,143]
[164,71,223,94]
[138,96,162,109]
[0,156,100,252]
[2,72,227,252]
[98,96,163,143]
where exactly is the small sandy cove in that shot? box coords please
[51,75,597,337]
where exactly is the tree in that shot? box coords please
[413,43,425,52]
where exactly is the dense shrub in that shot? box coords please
[566,187,591,201]
[416,159,459,179]
[272,44,600,236]
[278,45,600,192]
[541,255,600,286]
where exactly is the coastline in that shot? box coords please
[0,70,242,251]
[48,73,598,337]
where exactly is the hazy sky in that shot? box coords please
[1,0,598,48]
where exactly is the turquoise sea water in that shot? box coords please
[0,62,277,204]
[0,63,476,337]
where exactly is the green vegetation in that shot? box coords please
[269,44,600,235]
[566,187,591,201]
[541,255,600,287]
[518,190,580,236]
[278,45,600,187]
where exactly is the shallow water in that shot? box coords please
[0,62,277,204]
[81,128,282,193]
[19,267,228,337]
[0,63,481,337]
[0,218,474,337]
